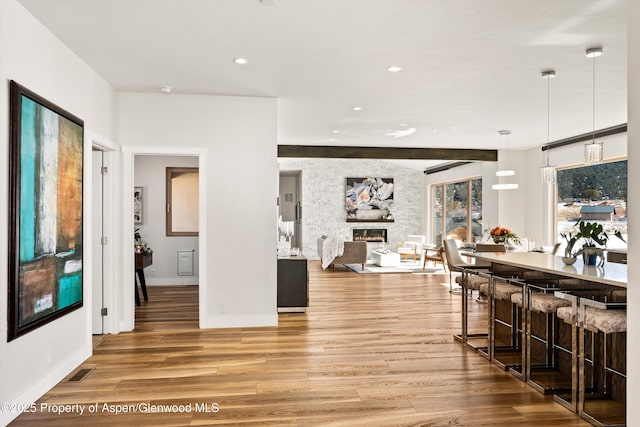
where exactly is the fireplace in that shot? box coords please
[352,228,387,243]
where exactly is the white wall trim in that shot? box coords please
[0,346,90,426]
[88,131,121,335]
[206,314,278,329]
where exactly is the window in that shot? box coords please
[556,159,627,249]
[431,177,483,245]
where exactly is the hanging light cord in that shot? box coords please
[592,53,596,144]
[545,75,550,166]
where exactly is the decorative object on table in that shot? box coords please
[560,227,579,264]
[573,219,625,266]
[489,226,521,246]
[134,228,153,256]
[345,177,394,222]
[134,186,143,224]
[277,216,295,257]
[8,81,84,341]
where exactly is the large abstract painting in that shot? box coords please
[346,177,394,221]
[8,81,84,341]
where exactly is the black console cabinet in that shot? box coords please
[277,256,308,312]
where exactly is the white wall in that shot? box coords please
[135,155,199,285]
[0,0,117,425]
[278,158,426,258]
[119,93,278,329]
[627,1,639,421]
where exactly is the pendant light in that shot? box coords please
[540,70,557,184]
[492,130,518,190]
[585,47,603,164]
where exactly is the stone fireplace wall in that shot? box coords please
[278,158,425,259]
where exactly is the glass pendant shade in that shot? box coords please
[540,165,556,184]
[585,141,603,164]
[540,70,556,185]
[491,183,519,190]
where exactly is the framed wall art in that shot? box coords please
[8,81,85,341]
[134,186,143,224]
[345,177,394,222]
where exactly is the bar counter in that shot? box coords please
[465,251,626,287]
[460,249,627,426]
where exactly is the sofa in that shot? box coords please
[317,237,368,271]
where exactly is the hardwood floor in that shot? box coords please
[11,261,589,426]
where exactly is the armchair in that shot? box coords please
[396,234,425,263]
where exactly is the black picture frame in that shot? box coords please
[8,81,85,341]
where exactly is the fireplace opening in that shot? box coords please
[353,228,387,243]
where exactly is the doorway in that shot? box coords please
[91,148,105,334]
[121,151,205,331]
[279,171,302,249]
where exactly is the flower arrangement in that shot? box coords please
[489,226,521,246]
[134,228,153,256]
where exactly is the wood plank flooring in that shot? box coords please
[10,261,589,426]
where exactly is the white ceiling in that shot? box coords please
[18,0,627,169]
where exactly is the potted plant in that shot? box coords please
[574,220,625,265]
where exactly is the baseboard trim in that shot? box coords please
[144,277,199,286]
[0,345,91,426]
[205,314,278,329]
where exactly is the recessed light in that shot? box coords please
[432,129,438,132]
[387,66,402,72]
[352,106,363,111]
[160,86,172,94]
[399,123,408,127]
[586,47,603,58]
[233,58,248,64]
[332,130,340,133]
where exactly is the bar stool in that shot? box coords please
[478,276,522,367]
[454,269,489,349]
[579,299,627,427]
[510,284,571,391]
[553,293,580,413]
[454,243,506,349]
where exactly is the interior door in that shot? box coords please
[92,150,104,334]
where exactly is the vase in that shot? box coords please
[581,247,601,266]
[492,236,505,244]
[561,256,577,265]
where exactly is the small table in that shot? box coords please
[370,250,401,267]
[135,253,152,306]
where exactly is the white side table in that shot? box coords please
[370,250,401,267]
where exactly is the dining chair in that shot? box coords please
[443,239,480,293]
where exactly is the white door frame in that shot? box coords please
[88,132,120,335]
[120,146,208,332]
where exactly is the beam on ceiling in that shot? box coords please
[277,145,497,162]
[542,123,627,151]
[423,161,472,175]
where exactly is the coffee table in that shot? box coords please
[370,250,401,267]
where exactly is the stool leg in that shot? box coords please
[134,272,141,307]
[137,269,149,301]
